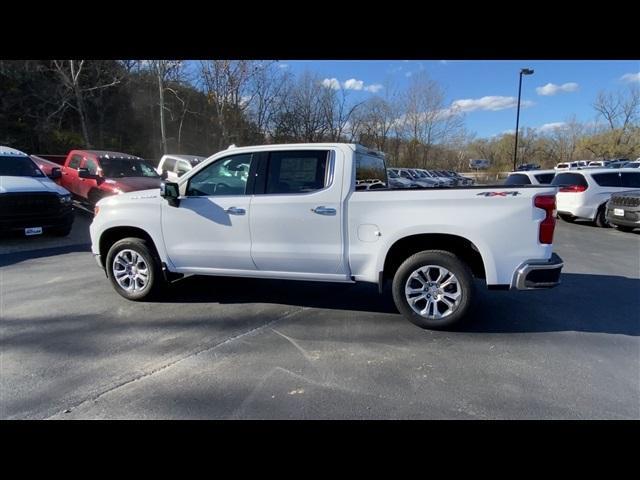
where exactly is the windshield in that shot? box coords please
[100,158,160,178]
[0,155,45,177]
[387,170,399,178]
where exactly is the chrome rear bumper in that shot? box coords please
[512,253,563,290]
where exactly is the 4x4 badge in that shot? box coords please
[476,191,521,197]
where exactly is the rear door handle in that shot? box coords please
[311,206,336,216]
[225,207,246,215]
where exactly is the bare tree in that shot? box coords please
[399,72,464,166]
[52,60,121,148]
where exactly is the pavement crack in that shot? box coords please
[46,307,308,419]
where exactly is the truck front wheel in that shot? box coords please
[392,250,475,330]
[106,237,162,301]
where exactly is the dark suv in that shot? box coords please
[606,190,640,232]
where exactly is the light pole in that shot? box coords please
[513,68,534,171]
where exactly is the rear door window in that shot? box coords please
[620,172,640,188]
[264,150,329,194]
[592,172,621,187]
[162,157,176,173]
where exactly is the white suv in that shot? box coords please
[552,168,640,227]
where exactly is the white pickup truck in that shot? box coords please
[90,143,563,329]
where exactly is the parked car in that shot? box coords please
[58,150,163,206]
[432,170,463,186]
[0,146,74,237]
[387,169,419,188]
[156,154,207,182]
[391,168,438,187]
[587,160,611,168]
[447,171,474,186]
[606,160,630,169]
[552,168,640,227]
[504,169,556,186]
[555,161,580,170]
[469,159,490,170]
[623,161,640,168]
[90,143,563,330]
[605,190,640,232]
[414,169,453,186]
[516,163,540,171]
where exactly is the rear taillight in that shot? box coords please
[535,195,556,244]
[559,185,587,193]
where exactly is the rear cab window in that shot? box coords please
[534,173,555,184]
[355,152,387,188]
[504,174,531,185]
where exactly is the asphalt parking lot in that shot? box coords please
[1,211,639,419]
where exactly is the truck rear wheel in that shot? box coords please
[106,237,162,301]
[392,250,475,330]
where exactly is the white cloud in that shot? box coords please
[405,71,412,77]
[535,82,579,96]
[322,77,383,93]
[439,60,448,65]
[321,78,341,90]
[364,84,383,93]
[278,63,289,69]
[450,96,534,113]
[343,78,364,90]
[621,72,640,83]
[537,122,567,132]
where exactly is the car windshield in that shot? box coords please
[100,158,160,178]
[387,170,399,178]
[0,155,44,177]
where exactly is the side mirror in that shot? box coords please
[160,181,180,207]
[49,167,62,180]
[78,168,99,180]
[160,170,168,180]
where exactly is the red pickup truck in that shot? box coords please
[35,150,163,206]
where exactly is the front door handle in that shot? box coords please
[225,207,246,215]
[311,206,336,216]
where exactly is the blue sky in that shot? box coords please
[276,60,640,138]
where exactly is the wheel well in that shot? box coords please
[98,226,159,267]
[382,234,486,280]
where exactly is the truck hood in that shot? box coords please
[0,175,69,195]
[104,176,163,192]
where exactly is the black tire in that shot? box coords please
[615,225,636,233]
[105,237,162,301]
[558,213,575,223]
[594,206,610,228]
[391,250,475,330]
[50,224,72,237]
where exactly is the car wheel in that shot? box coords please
[106,237,162,301]
[558,213,575,223]
[392,250,475,330]
[615,225,636,233]
[594,206,611,228]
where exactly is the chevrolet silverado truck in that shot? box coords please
[58,150,162,207]
[90,143,563,329]
[0,146,74,237]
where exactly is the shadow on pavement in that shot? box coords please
[0,243,92,267]
[154,272,640,336]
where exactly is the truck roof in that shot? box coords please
[71,149,143,160]
[0,146,29,157]
[222,143,385,157]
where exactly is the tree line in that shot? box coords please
[1,60,638,170]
